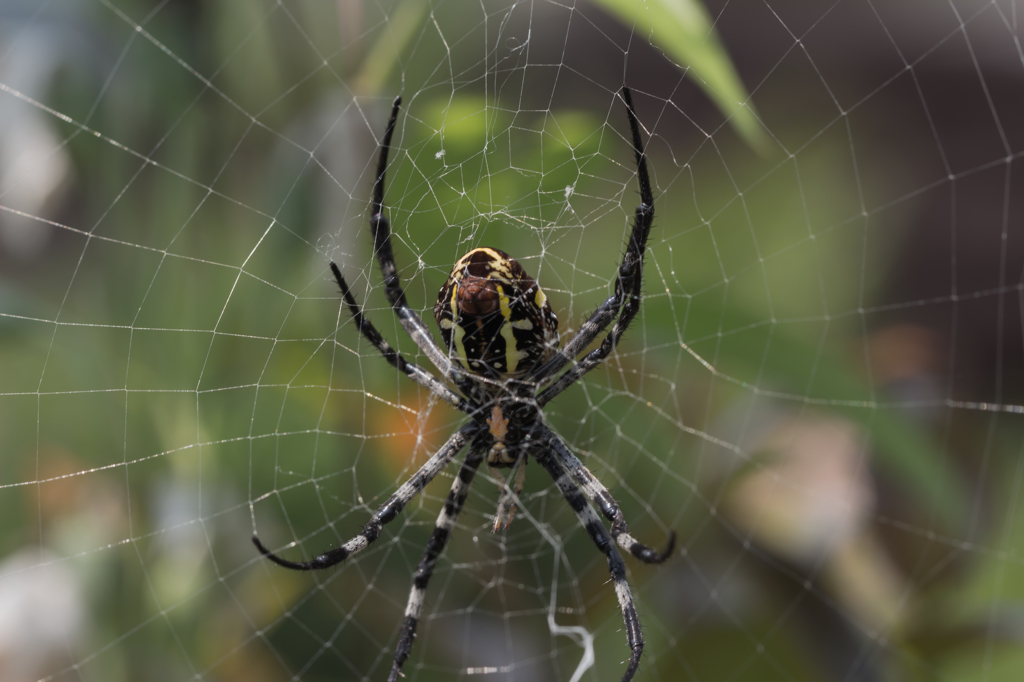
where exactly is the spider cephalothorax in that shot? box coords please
[434,247,559,380]
[253,88,673,682]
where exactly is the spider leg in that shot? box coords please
[252,423,478,571]
[541,425,674,563]
[330,262,471,414]
[389,447,485,682]
[368,97,470,390]
[531,86,654,394]
[533,441,645,682]
[535,280,640,405]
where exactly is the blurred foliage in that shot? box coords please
[591,0,769,152]
[1,1,1022,682]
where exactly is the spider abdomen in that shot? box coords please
[434,247,558,378]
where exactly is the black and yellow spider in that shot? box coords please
[253,87,674,682]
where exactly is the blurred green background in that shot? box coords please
[2,0,1024,681]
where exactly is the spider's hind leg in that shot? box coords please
[389,447,485,682]
[253,424,476,571]
[543,424,674,563]
[533,441,646,682]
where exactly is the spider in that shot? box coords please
[253,87,674,682]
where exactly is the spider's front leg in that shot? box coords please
[365,97,470,390]
[252,423,477,570]
[329,262,470,413]
[533,86,655,402]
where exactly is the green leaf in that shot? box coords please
[592,0,769,152]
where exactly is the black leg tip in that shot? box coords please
[655,530,676,563]
[252,533,323,571]
[626,530,676,564]
[621,644,643,682]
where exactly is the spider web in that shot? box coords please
[2,0,1024,680]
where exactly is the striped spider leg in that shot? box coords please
[532,87,655,405]
[388,441,486,682]
[253,423,478,571]
[531,435,646,681]
[366,97,473,394]
[542,423,675,563]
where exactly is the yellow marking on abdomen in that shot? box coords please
[496,285,519,374]
[454,248,513,280]
[450,283,471,370]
